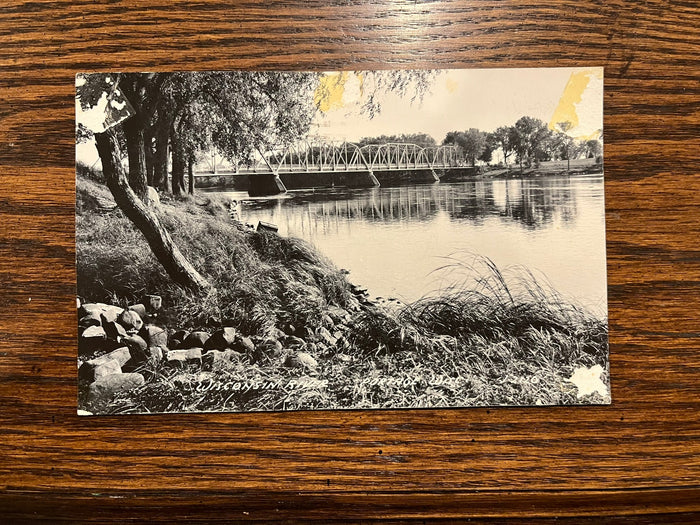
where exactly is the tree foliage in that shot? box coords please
[357,133,436,149]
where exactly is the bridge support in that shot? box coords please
[430,169,439,182]
[248,173,287,197]
[367,170,380,187]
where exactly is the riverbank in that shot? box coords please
[479,157,603,179]
[76,173,609,414]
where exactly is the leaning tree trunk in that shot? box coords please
[94,128,211,293]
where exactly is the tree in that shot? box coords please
[94,127,212,292]
[77,72,321,292]
[490,126,514,167]
[443,128,487,166]
[584,139,602,158]
[357,133,436,149]
[554,121,576,171]
[461,128,487,166]
[77,73,212,292]
[511,116,551,171]
[478,140,494,164]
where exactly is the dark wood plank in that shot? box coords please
[0,0,698,521]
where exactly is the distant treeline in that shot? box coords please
[358,119,603,170]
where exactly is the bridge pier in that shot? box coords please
[367,170,381,187]
[430,169,439,182]
[248,173,287,197]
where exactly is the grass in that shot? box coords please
[77,169,609,413]
[76,173,351,335]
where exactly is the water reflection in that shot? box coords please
[217,175,607,312]
[245,176,581,232]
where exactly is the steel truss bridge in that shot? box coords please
[195,140,461,195]
[198,140,460,176]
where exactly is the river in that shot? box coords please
[208,174,607,316]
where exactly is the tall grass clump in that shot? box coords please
[76,175,351,335]
[347,254,608,406]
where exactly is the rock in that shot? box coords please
[269,327,286,340]
[283,323,296,335]
[93,358,122,380]
[283,351,318,370]
[78,313,102,329]
[166,348,203,367]
[260,338,283,353]
[87,372,145,412]
[80,303,123,324]
[346,296,361,312]
[231,335,255,354]
[322,314,334,327]
[127,303,148,320]
[281,335,305,348]
[146,345,164,363]
[145,295,162,312]
[102,318,127,341]
[79,347,131,382]
[350,284,368,295]
[297,352,318,369]
[204,327,237,351]
[169,330,189,348]
[80,325,106,351]
[202,349,238,369]
[317,326,337,346]
[336,353,352,363]
[122,334,148,355]
[328,306,351,323]
[181,331,210,349]
[118,310,143,334]
[253,338,284,363]
[76,297,82,309]
[91,346,132,368]
[142,324,168,348]
[82,325,106,338]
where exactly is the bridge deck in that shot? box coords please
[195,164,449,176]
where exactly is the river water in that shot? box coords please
[209,174,607,315]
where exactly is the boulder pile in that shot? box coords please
[77,295,361,414]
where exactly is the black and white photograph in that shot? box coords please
[75,67,608,415]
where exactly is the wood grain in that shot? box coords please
[0,0,698,521]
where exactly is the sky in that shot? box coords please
[311,67,603,144]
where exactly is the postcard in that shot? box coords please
[75,67,608,414]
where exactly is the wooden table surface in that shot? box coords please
[1,0,698,522]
